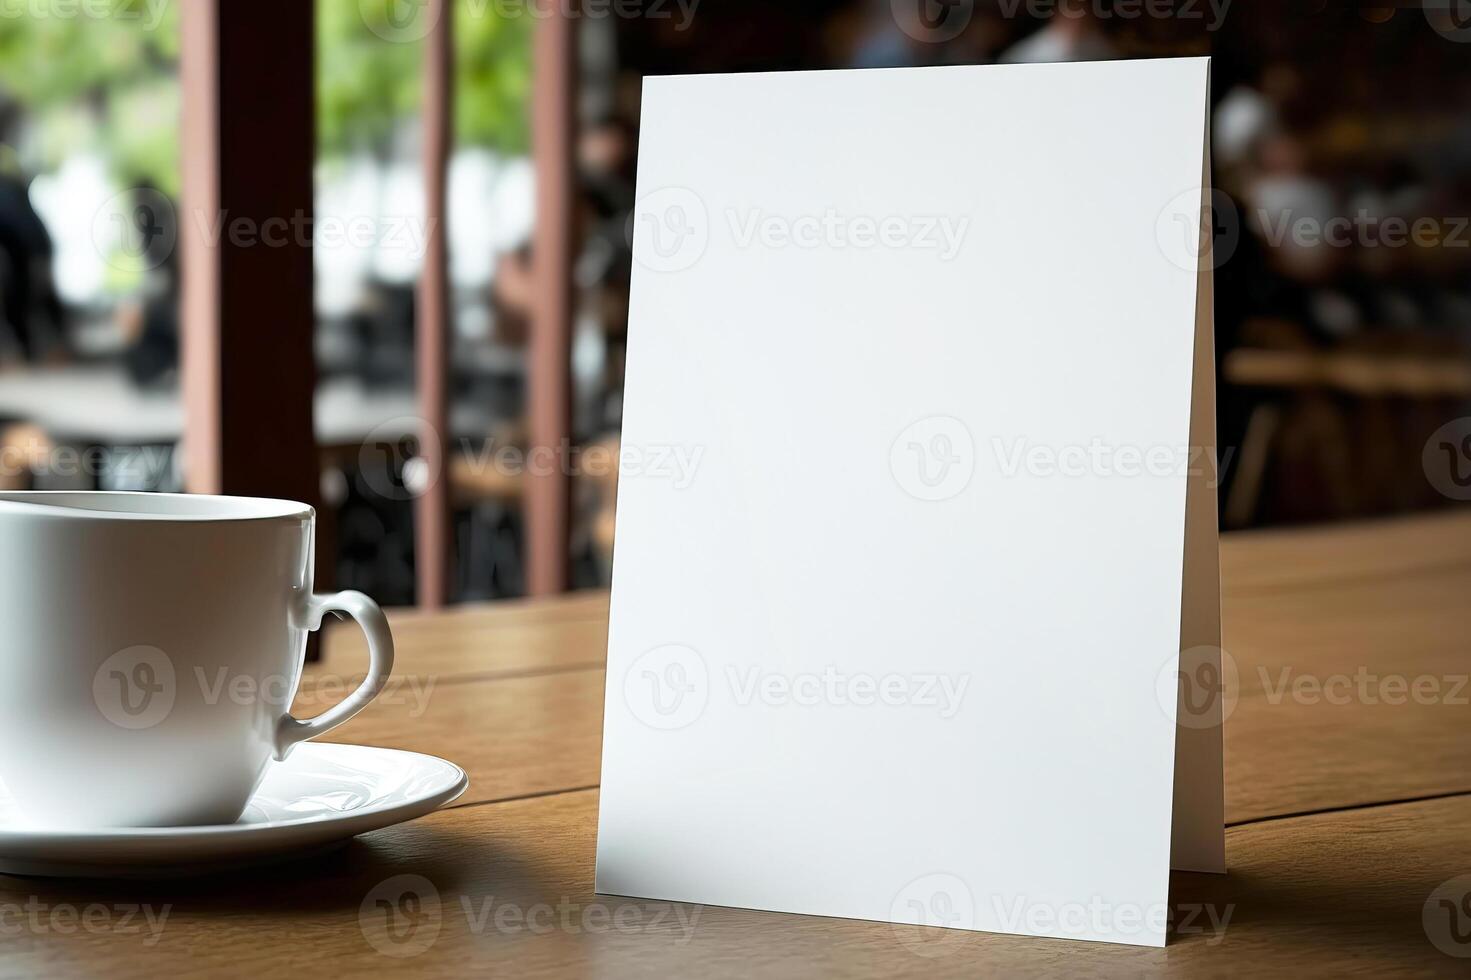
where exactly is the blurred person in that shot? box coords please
[1000,0,1116,64]
[1214,83,1278,180]
[577,117,636,433]
[1210,61,1348,337]
[580,118,636,218]
[0,97,65,365]
[116,182,180,387]
[1245,132,1343,290]
[489,244,534,348]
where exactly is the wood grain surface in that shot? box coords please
[1,512,1467,977]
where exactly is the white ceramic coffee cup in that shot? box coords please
[0,491,394,828]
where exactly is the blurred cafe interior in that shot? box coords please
[0,0,1467,608]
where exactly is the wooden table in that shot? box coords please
[3,512,1469,977]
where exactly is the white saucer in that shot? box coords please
[0,743,468,878]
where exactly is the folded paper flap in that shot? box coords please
[1170,92,1227,876]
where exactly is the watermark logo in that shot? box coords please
[890,416,975,502]
[1156,646,1239,730]
[892,0,974,42]
[93,645,176,730]
[91,187,175,275]
[360,874,443,958]
[890,873,975,956]
[1426,0,1471,42]
[1423,418,1471,501]
[360,417,440,502]
[1424,875,1471,957]
[362,0,439,42]
[1156,186,1239,273]
[633,187,709,273]
[623,644,709,730]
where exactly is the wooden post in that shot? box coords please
[180,2,319,512]
[527,3,577,596]
[180,0,323,654]
[416,0,455,608]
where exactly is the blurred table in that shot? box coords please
[0,365,497,447]
[0,365,180,445]
[2,512,1469,976]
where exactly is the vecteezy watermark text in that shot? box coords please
[0,441,171,483]
[1157,646,1470,734]
[1253,210,1470,251]
[1260,666,1468,707]
[632,187,974,273]
[889,872,1232,955]
[991,895,1233,944]
[726,665,970,719]
[93,197,435,273]
[92,645,438,730]
[622,644,972,730]
[888,418,1237,502]
[358,422,704,501]
[892,0,1232,44]
[0,899,171,946]
[358,875,701,958]
[725,209,970,262]
[992,437,1234,488]
[0,0,170,29]
[361,0,698,43]
[999,0,1231,30]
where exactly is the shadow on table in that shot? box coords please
[0,818,531,918]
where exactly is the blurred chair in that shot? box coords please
[1224,321,1471,527]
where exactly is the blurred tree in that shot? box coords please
[321,0,533,157]
[0,0,531,193]
[0,0,180,192]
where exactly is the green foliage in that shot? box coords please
[0,0,531,193]
[450,2,532,155]
[0,0,181,191]
[322,0,532,155]
[319,0,423,155]
[0,0,179,106]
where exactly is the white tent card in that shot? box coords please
[597,57,1223,948]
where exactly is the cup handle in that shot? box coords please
[273,590,395,761]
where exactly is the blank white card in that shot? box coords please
[597,57,1223,948]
